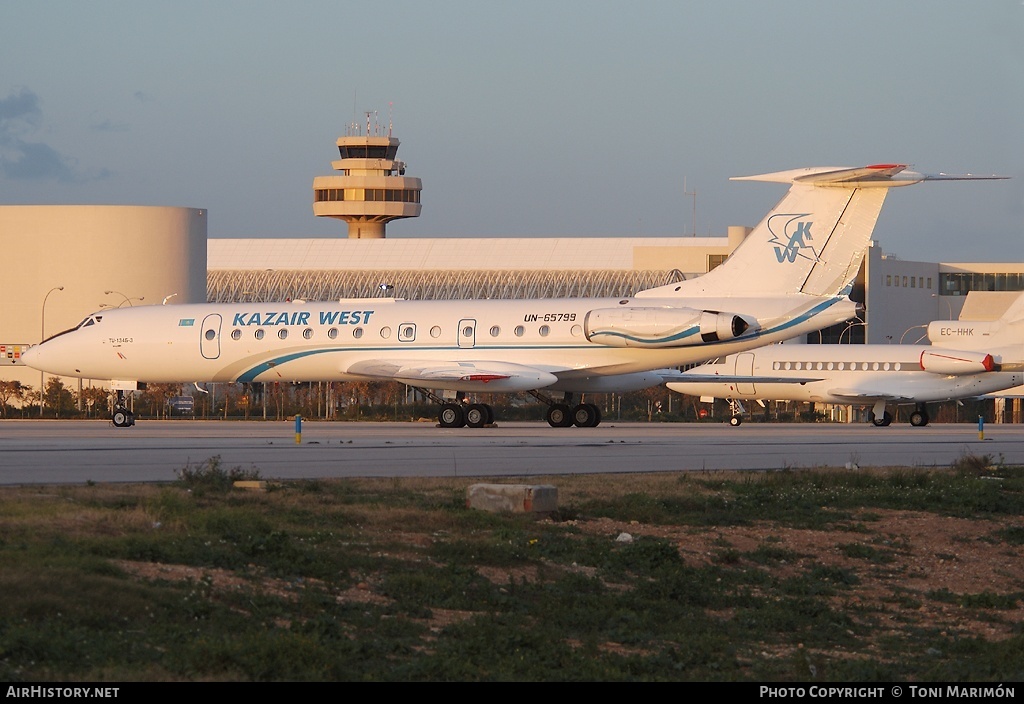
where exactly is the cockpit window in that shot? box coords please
[76,315,104,329]
[44,315,102,344]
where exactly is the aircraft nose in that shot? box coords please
[20,342,58,373]
[20,344,40,369]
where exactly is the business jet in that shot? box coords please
[23,164,1003,429]
[667,293,1024,427]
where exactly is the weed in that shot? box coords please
[838,542,895,564]
[952,449,999,474]
[996,525,1024,545]
[176,455,261,492]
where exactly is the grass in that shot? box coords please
[0,462,1022,681]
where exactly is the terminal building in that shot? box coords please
[2,122,1022,414]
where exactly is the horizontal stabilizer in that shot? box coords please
[733,164,1008,187]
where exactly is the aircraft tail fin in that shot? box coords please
[639,164,1006,299]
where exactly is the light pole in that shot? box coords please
[931,293,953,320]
[839,320,866,344]
[104,290,144,307]
[900,324,928,344]
[40,286,64,417]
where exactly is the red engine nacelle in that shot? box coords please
[919,349,996,375]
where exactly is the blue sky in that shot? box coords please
[1,0,1021,261]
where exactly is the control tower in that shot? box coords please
[312,113,422,238]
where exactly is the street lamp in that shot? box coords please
[40,286,64,417]
[899,324,928,344]
[104,290,144,307]
[931,293,953,320]
[839,320,866,344]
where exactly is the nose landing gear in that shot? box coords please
[111,390,135,428]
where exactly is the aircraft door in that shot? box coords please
[735,353,755,395]
[201,314,222,360]
[458,319,476,348]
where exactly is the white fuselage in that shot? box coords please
[668,344,1023,404]
[24,294,855,393]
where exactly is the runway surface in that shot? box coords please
[0,419,1018,485]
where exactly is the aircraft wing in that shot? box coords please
[345,359,558,392]
[825,388,915,402]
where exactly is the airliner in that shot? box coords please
[667,293,1024,427]
[23,164,1003,428]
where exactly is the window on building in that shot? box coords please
[707,254,728,271]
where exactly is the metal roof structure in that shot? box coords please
[206,236,727,301]
[207,267,688,302]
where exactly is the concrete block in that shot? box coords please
[466,483,558,515]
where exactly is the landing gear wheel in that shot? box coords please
[909,410,930,427]
[112,408,135,428]
[572,403,601,428]
[546,403,573,428]
[729,414,743,427]
[869,411,893,427]
[465,403,489,428]
[439,403,466,428]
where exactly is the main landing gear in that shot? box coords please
[868,400,892,427]
[111,390,136,428]
[414,388,494,429]
[528,391,602,428]
[437,399,495,428]
[909,403,930,427]
[417,388,603,428]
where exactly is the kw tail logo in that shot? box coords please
[767,213,819,264]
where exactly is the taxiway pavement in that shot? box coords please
[0,420,1017,485]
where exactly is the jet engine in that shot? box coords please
[584,307,758,348]
[919,349,997,375]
